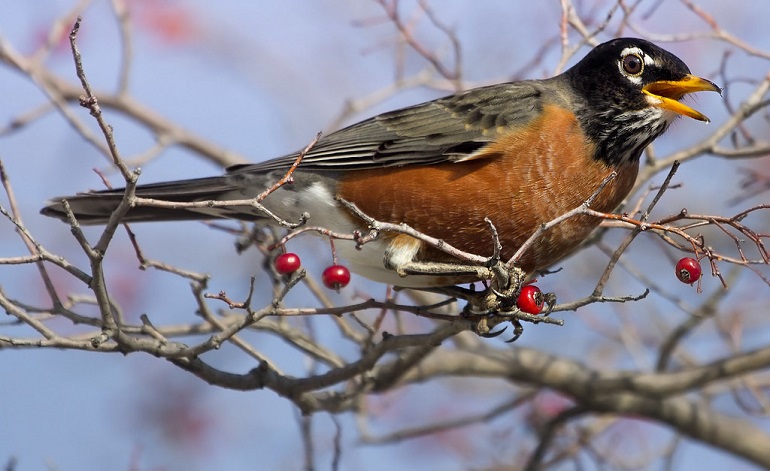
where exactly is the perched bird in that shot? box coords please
[42,38,720,288]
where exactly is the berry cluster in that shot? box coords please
[274,252,351,290]
[275,254,703,297]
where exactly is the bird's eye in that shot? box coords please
[622,54,644,76]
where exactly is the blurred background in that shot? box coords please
[1,1,769,470]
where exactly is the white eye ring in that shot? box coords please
[621,53,644,76]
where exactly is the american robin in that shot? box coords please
[42,38,720,288]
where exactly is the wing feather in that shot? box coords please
[228,80,549,175]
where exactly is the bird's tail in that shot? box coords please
[40,175,255,225]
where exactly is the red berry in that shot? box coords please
[274,253,301,275]
[675,257,701,284]
[322,265,351,290]
[517,285,544,315]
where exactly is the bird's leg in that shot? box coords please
[479,260,527,311]
[387,259,494,280]
[379,231,494,280]
[340,197,499,281]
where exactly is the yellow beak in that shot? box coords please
[642,74,721,122]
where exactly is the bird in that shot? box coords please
[42,38,720,288]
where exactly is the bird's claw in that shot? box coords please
[480,326,507,338]
[504,320,524,343]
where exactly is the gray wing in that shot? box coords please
[228,80,548,175]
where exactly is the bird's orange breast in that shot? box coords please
[336,104,639,273]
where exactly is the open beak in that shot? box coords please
[642,74,721,122]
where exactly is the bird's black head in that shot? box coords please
[565,38,720,166]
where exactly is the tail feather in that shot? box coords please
[40,176,258,225]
